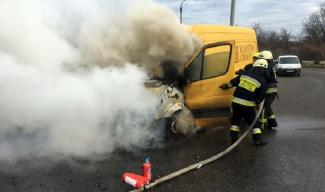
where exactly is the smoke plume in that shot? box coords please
[77,0,202,76]
[0,0,202,161]
[175,107,197,135]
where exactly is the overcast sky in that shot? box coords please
[155,0,324,35]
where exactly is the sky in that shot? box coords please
[155,0,324,35]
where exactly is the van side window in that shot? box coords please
[202,45,231,79]
[186,51,203,82]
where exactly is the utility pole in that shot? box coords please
[230,0,236,26]
[180,0,187,24]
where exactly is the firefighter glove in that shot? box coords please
[219,83,229,90]
[235,69,245,75]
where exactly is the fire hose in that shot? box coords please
[130,101,265,192]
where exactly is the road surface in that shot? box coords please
[1,68,325,192]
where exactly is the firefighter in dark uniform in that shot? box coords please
[220,59,268,146]
[236,51,277,130]
[259,50,278,130]
[235,52,260,75]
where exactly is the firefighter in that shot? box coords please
[259,50,278,130]
[236,51,277,130]
[235,52,270,130]
[220,59,268,146]
[235,52,261,75]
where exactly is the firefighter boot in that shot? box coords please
[252,128,267,146]
[230,125,240,144]
[230,131,239,144]
[267,116,278,131]
[259,111,267,131]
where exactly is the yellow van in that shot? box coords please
[184,24,258,129]
[147,24,258,137]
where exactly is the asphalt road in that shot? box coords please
[1,68,325,192]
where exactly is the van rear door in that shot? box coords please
[184,41,235,128]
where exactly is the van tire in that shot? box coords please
[164,115,180,140]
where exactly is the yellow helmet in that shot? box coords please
[252,52,261,59]
[259,50,273,60]
[253,59,268,68]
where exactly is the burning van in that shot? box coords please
[145,79,196,138]
[148,24,258,138]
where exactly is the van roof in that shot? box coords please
[188,24,255,34]
[187,24,256,44]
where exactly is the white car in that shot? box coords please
[275,55,302,76]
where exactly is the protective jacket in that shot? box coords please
[266,60,278,94]
[239,62,276,93]
[229,70,267,107]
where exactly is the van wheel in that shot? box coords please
[164,115,180,140]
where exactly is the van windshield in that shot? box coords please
[279,57,299,64]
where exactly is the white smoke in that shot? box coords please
[0,53,160,160]
[76,0,202,76]
[0,0,201,161]
[175,107,197,135]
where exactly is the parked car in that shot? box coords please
[275,55,302,76]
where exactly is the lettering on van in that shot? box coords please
[234,44,256,64]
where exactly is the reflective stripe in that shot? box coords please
[268,114,276,119]
[259,118,267,123]
[230,125,240,132]
[232,97,256,107]
[266,87,277,94]
[241,75,261,88]
[273,68,277,78]
[252,128,262,134]
[239,75,261,92]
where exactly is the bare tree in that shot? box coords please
[280,28,291,53]
[251,3,325,60]
[303,3,325,44]
[252,23,267,49]
[252,23,281,51]
[265,30,280,50]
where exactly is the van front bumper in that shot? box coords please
[276,68,301,76]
